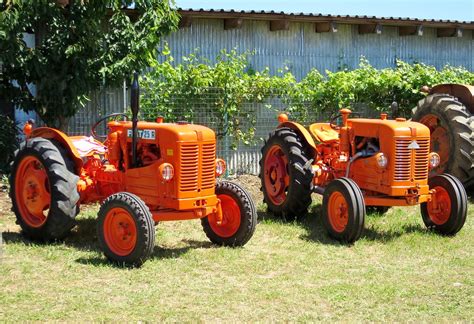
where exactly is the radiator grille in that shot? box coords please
[179,143,216,192]
[394,138,430,181]
[180,144,199,191]
[201,143,216,189]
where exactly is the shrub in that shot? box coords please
[0,114,19,174]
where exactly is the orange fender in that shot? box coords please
[278,121,318,155]
[30,127,83,173]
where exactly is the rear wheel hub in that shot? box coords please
[15,156,51,228]
[263,145,289,205]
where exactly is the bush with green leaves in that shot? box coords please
[0,114,19,173]
[140,48,278,146]
[140,49,473,148]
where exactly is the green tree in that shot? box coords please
[0,0,179,129]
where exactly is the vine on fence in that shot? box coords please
[140,47,474,148]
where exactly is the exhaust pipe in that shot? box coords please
[130,72,140,168]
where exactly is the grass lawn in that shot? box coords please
[0,177,473,321]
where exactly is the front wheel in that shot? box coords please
[97,192,155,266]
[201,181,257,247]
[322,178,366,243]
[421,174,467,235]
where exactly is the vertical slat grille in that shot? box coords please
[414,139,430,180]
[394,138,430,181]
[179,143,216,192]
[180,144,199,191]
[201,143,216,189]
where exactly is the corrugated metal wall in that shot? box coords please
[165,18,473,79]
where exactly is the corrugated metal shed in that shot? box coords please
[165,9,473,79]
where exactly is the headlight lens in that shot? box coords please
[429,152,440,168]
[159,163,174,182]
[216,158,226,177]
[376,153,388,168]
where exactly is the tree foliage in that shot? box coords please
[0,0,179,129]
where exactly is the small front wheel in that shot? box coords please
[322,178,366,243]
[421,174,467,235]
[97,192,155,266]
[202,181,257,247]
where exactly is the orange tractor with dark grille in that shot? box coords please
[260,109,468,242]
[9,74,257,266]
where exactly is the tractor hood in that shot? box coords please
[349,118,431,138]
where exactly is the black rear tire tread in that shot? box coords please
[412,94,473,187]
[97,192,155,267]
[259,127,314,220]
[9,137,80,240]
[201,180,257,247]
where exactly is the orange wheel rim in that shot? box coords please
[209,194,241,238]
[420,114,449,174]
[263,145,289,205]
[14,156,51,228]
[427,186,451,225]
[103,207,137,256]
[327,192,348,233]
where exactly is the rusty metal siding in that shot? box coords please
[164,18,473,79]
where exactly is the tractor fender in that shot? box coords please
[278,121,318,155]
[30,127,83,173]
[430,83,474,114]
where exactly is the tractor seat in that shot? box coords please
[70,136,107,157]
[309,123,340,143]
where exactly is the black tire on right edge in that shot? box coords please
[259,127,314,220]
[421,174,467,235]
[322,178,366,243]
[201,181,257,247]
[412,94,474,188]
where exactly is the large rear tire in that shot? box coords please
[9,138,80,240]
[421,174,467,235]
[322,178,366,243]
[97,192,155,267]
[412,94,474,188]
[259,127,313,220]
[201,181,257,247]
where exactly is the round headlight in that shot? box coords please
[216,158,226,177]
[376,153,388,169]
[429,152,440,168]
[159,163,174,182]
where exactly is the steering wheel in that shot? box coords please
[91,112,128,140]
[329,111,362,130]
[329,113,343,130]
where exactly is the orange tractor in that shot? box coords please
[260,109,468,242]
[9,74,257,266]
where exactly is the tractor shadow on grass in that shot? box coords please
[69,218,215,267]
[3,217,216,268]
[263,203,430,245]
[75,240,214,268]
